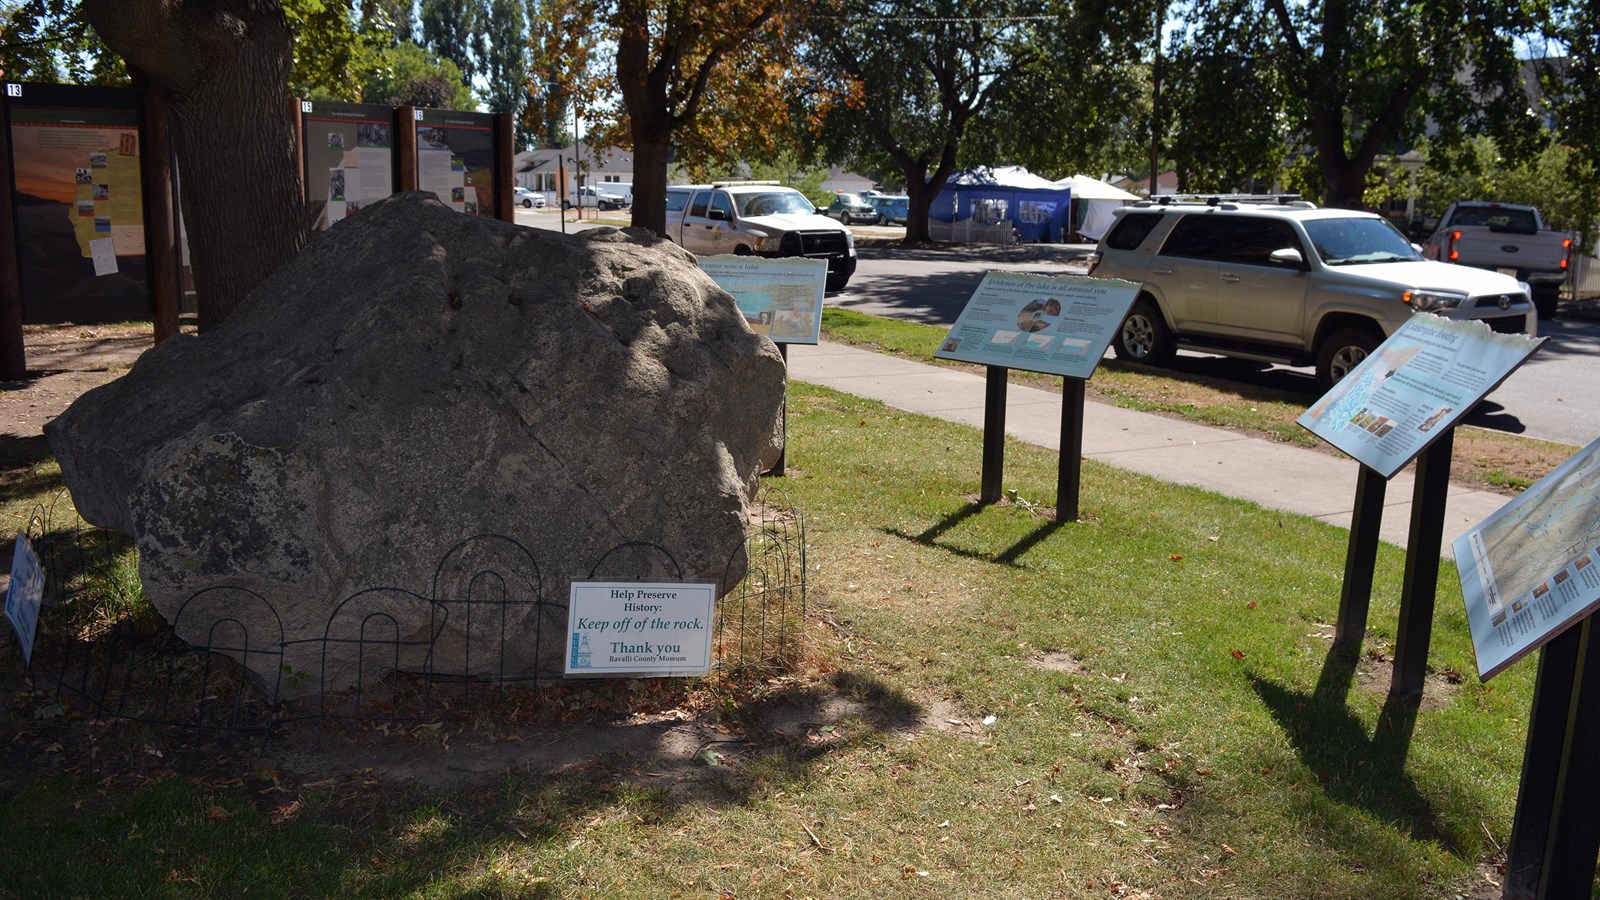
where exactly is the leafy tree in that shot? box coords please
[524,0,593,150]
[1533,0,1600,249]
[1162,6,1291,193]
[363,40,477,107]
[420,0,484,86]
[360,0,415,44]
[971,0,1158,183]
[1172,0,1547,209]
[1410,137,1589,236]
[82,0,306,330]
[806,0,1029,243]
[0,0,123,83]
[284,0,387,101]
[481,0,527,121]
[603,0,802,235]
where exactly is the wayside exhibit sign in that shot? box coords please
[699,256,826,345]
[1455,435,1600,680]
[1298,314,1543,478]
[934,272,1139,380]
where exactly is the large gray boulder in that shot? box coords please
[46,192,786,698]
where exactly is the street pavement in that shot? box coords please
[786,340,1513,559]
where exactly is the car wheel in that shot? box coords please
[521,199,532,208]
[838,211,851,224]
[1315,327,1381,391]
[876,214,886,226]
[1533,285,1560,320]
[1112,298,1175,365]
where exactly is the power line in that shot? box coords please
[820,14,1063,24]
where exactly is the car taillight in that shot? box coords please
[1448,230,1461,262]
[1086,251,1101,275]
[1561,238,1572,271]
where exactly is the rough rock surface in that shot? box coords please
[45,192,786,697]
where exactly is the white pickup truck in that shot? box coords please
[1421,201,1573,319]
[665,181,857,291]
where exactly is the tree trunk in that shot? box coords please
[1322,158,1368,211]
[84,0,306,332]
[615,12,673,238]
[630,131,671,237]
[904,167,937,244]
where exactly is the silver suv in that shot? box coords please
[1088,198,1535,389]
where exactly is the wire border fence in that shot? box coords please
[10,484,805,735]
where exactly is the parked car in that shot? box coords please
[563,186,628,211]
[664,181,857,291]
[1420,201,1572,320]
[602,182,634,206]
[1087,197,1535,389]
[824,192,878,225]
[513,186,545,208]
[867,194,910,225]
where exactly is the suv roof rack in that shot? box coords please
[1139,193,1316,210]
[711,180,781,188]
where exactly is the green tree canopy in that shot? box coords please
[573,0,804,235]
[365,38,477,107]
[969,0,1158,182]
[1168,0,1549,209]
[420,0,484,86]
[805,0,1031,243]
[1,0,123,83]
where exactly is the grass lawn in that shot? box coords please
[820,307,1577,497]
[0,380,1536,898]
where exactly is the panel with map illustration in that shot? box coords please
[4,82,150,323]
[1456,435,1600,680]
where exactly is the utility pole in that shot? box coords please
[1149,3,1163,198]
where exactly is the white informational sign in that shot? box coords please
[5,534,44,666]
[566,582,716,677]
[934,272,1139,380]
[698,256,827,345]
[1455,435,1600,681]
[89,237,118,276]
[1298,315,1544,478]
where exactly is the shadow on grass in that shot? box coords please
[0,661,935,896]
[884,501,1069,569]
[1250,646,1457,853]
[0,434,58,500]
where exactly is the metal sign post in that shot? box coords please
[980,366,1007,504]
[1057,378,1086,522]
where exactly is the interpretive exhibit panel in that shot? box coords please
[1298,315,1543,478]
[413,107,497,219]
[301,100,396,229]
[934,272,1139,379]
[1455,436,1600,680]
[4,82,150,323]
[698,256,826,344]
[565,582,716,677]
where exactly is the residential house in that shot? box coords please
[515,144,634,204]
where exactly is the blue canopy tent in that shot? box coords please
[930,166,1072,243]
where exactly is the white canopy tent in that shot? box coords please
[1053,174,1140,242]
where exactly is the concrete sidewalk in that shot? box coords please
[786,341,1513,558]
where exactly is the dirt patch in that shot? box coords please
[1028,651,1086,673]
[1350,655,1460,711]
[1307,624,1461,711]
[0,323,166,471]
